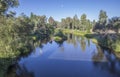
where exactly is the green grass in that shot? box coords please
[62,29,92,36]
[91,38,98,44]
[53,36,62,41]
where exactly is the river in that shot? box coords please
[6,34,120,77]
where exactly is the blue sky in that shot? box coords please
[11,0,120,21]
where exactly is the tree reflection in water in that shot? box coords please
[92,46,120,76]
[80,37,86,52]
[92,46,104,62]
[16,62,34,77]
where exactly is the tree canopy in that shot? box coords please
[0,0,19,15]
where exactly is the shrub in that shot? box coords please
[54,36,62,41]
[54,29,67,40]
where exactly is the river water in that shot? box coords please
[6,34,120,77]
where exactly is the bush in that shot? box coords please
[54,36,62,41]
[54,29,67,40]
[85,34,94,38]
[91,39,98,44]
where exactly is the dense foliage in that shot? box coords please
[58,14,92,32]
[93,10,120,33]
[92,10,120,52]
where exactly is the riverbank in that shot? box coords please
[62,29,120,54]
[62,29,92,36]
[87,34,120,53]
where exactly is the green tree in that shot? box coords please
[48,16,57,28]
[80,14,87,31]
[92,20,96,27]
[93,10,108,32]
[0,0,19,15]
[108,17,120,33]
[86,19,92,32]
[66,17,73,29]
[99,10,108,31]
[73,14,79,29]
[99,10,108,25]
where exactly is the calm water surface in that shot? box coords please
[8,34,120,77]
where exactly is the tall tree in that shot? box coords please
[48,16,57,28]
[92,20,96,27]
[61,18,67,28]
[66,17,73,29]
[99,10,108,25]
[93,10,108,32]
[86,19,92,32]
[80,14,87,31]
[73,14,79,29]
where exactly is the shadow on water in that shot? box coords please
[0,58,34,77]
[3,34,120,77]
[0,58,16,77]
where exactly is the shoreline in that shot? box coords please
[62,29,120,54]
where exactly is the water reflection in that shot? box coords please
[92,49,120,76]
[87,39,90,47]
[80,37,86,51]
[16,63,34,77]
[92,46,105,62]
[49,34,106,61]
[6,34,120,77]
[66,34,87,52]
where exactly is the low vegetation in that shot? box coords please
[63,29,91,36]
[54,29,67,42]
[91,39,98,44]
[53,36,62,42]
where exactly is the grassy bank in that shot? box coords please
[62,29,98,43]
[62,29,92,36]
[85,33,120,53]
